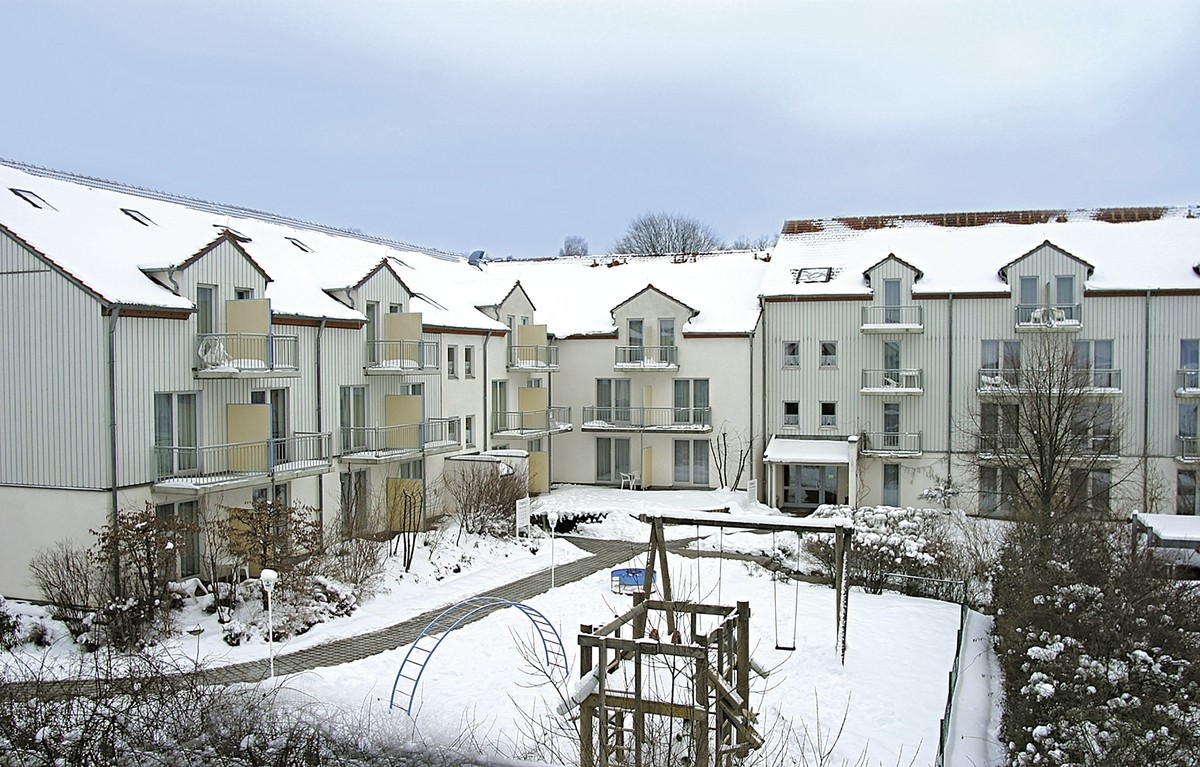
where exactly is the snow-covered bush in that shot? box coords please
[993,519,1200,765]
[803,505,955,595]
[27,540,100,639]
[0,596,20,651]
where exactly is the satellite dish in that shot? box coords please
[468,250,485,268]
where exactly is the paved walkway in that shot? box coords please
[2,536,664,698]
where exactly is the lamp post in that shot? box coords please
[260,568,278,680]
[547,510,559,591]
[186,623,205,668]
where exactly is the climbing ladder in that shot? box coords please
[389,596,570,716]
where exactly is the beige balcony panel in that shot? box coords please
[385,395,423,450]
[227,404,270,472]
[529,451,549,494]
[225,299,271,365]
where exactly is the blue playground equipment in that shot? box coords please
[610,567,655,595]
[389,596,569,716]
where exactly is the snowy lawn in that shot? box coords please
[1,486,996,765]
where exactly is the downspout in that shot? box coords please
[482,330,494,452]
[1143,290,1151,511]
[748,325,755,495]
[107,306,122,593]
[315,318,327,545]
[946,293,954,484]
[758,295,768,505]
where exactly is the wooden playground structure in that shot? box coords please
[567,509,853,767]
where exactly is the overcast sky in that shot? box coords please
[3,1,1198,258]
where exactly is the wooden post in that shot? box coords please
[634,641,644,767]
[598,636,609,767]
[735,601,750,756]
[833,524,845,644]
[580,624,595,767]
[694,651,710,767]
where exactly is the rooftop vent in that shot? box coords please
[120,208,154,226]
[792,267,835,284]
[9,188,53,210]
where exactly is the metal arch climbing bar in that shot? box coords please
[389,596,570,716]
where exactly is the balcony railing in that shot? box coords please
[1177,369,1200,394]
[155,432,331,488]
[366,339,440,372]
[861,368,923,393]
[860,305,923,329]
[195,333,299,376]
[508,345,559,370]
[491,407,572,437]
[1179,436,1200,462]
[340,424,422,458]
[615,346,678,369]
[978,368,1122,393]
[424,416,461,451]
[977,433,1020,456]
[581,406,712,431]
[860,431,922,455]
[1015,303,1082,328]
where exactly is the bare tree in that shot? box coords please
[965,335,1133,524]
[730,233,776,250]
[385,481,424,571]
[223,500,322,577]
[558,234,589,257]
[612,212,725,255]
[439,460,528,542]
[709,425,752,490]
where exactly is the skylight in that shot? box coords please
[213,224,251,242]
[285,236,313,253]
[792,267,834,284]
[120,208,154,226]
[10,188,53,210]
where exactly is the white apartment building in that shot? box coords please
[1,160,1198,598]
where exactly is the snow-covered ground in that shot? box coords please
[1,486,1004,765]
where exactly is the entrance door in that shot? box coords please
[782,465,840,511]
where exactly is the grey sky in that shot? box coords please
[3,1,1197,258]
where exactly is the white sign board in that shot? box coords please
[747,479,758,502]
[515,496,532,536]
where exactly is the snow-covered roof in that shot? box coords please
[767,207,1200,298]
[763,436,854,465]
[1132,512,1200,548]
[0,160,506,330]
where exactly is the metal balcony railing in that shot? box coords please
[340,424,422,457]
[1015,303,1082,327]
[861,431,922,455]
[491,407,572,436]
[508,345,559,370]
[1177,369,1200,392]
[978,368,1022,390]
[861,368,924,391]
[614,346,678,368]
[860,305,922,327]
[582,406,712,430]
[196,333,299,373]
[424,416,461,448]
[156,432,331,486]
[366,339,439,371]
[976,433,1020,456]
[1179,436,1200,461]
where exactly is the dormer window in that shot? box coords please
[121,208,154,226]
[9,188,53,210]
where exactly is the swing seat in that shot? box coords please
[774,642,796,652]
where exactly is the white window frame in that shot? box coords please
[819,401,837,429]
[783,341,800,368]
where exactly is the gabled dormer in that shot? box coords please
[999,241,1093,331]
[610,284,698,370]
[486,282,558,371]
[173,232,298,378]
[349,259,438,374]
[861,253,924,332]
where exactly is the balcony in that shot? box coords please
[581,406,712,433]
[154,432,332,494]
[1015,303,1082,331]
[614,346,678,371]
[860,305,923,333]
[423,417,462,454]
[977,368,1121,395]
[508,345,559,371]
[861,368,923,394]
[491,407,572,439]
[978,433,1118,460]
[1176,369,1200,396]
[1178,436,1200,463]
[340,424,422,463]
[976,433,1019,458]
[860,431,922,456]
[365,340,440,375]
[195,333,300,378]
